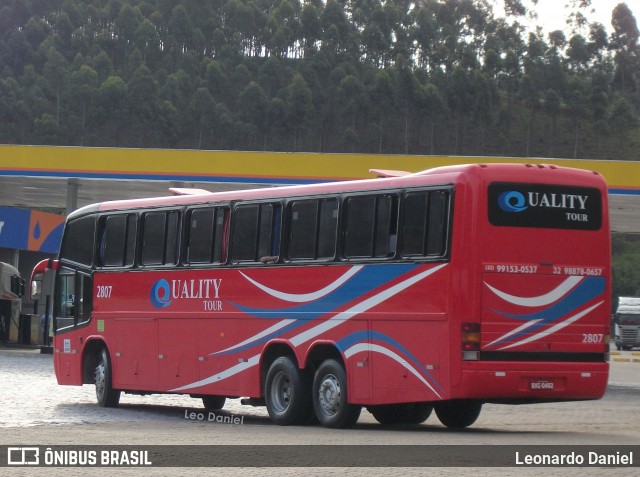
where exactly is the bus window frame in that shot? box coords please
[341,192,400,261]
[59,215,97,269]
[184,204,230,266]
[231,201,283,265]
[139,208,183,268]
[96,212,139,269]
[399,186,453,261]
[54,266,93,334]
[285,196,340,263]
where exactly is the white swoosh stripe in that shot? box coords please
[290,264,447,347]
[172,263,447,392]
[498,301,603,350]
[239,265,363,303]
[345,343,443,399]
[171,354,260,391]
[484,275,584,307]
[483,319,543,349]
[211,319,297,356]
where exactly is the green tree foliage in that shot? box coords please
[0,0,638,155]
[612,233,640,299]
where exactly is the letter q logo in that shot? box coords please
[150,279,172,308]
[498,191,528,213]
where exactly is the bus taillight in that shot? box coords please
[462,322,480,361]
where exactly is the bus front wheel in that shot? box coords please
[312,359,361,428]
[95,347,121,408]
[434,400,482,428]
[265,356,313,425]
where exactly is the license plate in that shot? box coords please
[530,378,554,390]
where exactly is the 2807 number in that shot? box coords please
[582,333,603,344]
[96,285,112,298]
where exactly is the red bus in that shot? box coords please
[31,163,610,428]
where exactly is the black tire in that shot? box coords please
[95,347,120,408]
[202,396,226,410]
[264,356,313,426]
[369,402,433,425]
[312,359,361,428]
[434,400,482,428]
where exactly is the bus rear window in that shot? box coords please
[488,182,602,230]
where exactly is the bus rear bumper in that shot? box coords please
[457,362,608,402]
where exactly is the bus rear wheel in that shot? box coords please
[369,402,433,425]
[434,400,482,428]
[95,347,120,408]
[265,356,313,425]
[312,359,361,428]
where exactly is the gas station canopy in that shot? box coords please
[0,145,638,233]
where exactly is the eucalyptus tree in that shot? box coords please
[69,64,98,145]
[610,2,639,98]
[286,72,314,150]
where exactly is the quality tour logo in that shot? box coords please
[150,279,172,308]
[149,277,224,310]
[489,182,601,231]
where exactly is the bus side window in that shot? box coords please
[60,216,96,267]
[232,203,281,263]
[426,190,448,256]
[55,269,93,331]
[232,205,259,262]
[187,207,228,264]
[289,198,339,261]
[289,200,318,260]
[401,190,450,258]
[317,199,338,259]
[99,214,137,267]
[218,208,229,263]
[141,210,180,266]
[344,194,396,259]
[188,208,215,263]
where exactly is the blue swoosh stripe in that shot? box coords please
[492,276,605,346]
[231,264,419,319]
[336,330,446,394]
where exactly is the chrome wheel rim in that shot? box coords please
[318,374,341,416]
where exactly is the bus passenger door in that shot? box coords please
[53,267,94,385]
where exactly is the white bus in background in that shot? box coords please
[0,262,24,342]
[614,297,640,351]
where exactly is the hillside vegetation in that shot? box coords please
[0,0,638,157]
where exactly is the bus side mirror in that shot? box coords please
[31,274,43,300]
